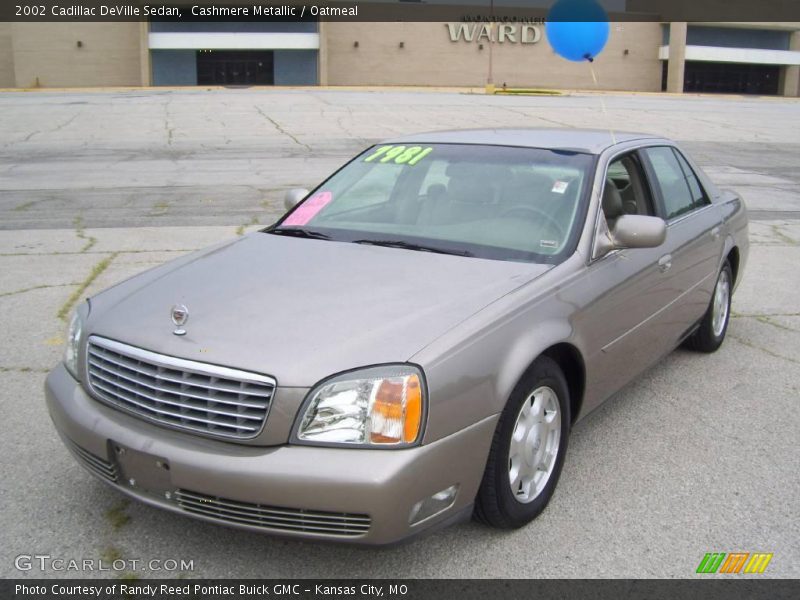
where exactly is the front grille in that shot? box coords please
[64,439,118,483]
[86,336,275,440]
[175,490,371,537]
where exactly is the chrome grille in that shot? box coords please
[175,490,371,537]
[86,336,275,440]
[65,440,118,483]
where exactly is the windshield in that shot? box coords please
[271,143,595,263]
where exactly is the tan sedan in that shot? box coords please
[46,129,748,544]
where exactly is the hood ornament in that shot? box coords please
[171,304,189,336]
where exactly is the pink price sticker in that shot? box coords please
[282,191,333,226]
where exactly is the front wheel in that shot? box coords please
[474,356,570,529]
[686,261,732,353]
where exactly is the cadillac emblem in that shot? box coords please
[171,304,189,336]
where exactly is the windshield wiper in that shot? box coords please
[352,239,473,257]
[269,228,331,240]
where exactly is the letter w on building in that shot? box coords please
[446,24,477,42]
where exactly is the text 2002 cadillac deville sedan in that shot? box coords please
[46,129,748,544]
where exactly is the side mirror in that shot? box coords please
[284,188,309,211]
[612,215,667,249]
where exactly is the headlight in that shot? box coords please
[63,302,87,379]
[296,365,425,447]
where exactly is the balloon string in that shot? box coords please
[589,64,617,145]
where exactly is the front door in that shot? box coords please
[196,50,274,86]
[575,151,683,411]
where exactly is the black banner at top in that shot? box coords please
[3,0,800,23]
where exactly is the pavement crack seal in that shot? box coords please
[732,311,800,318]
[51,112,80,135]
[755,315,800,333]
[501,106,574,129]
[74,216,97,252]
[164,94,175,146]
[770,224,798,246]
[730,334,800,365]
[56,252,119,321]
[254,105,312,152]
[0,282,79,299]
[0,248,198,257]
[0,366,50,373]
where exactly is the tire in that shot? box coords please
[474,356,570,529]
[686,261,733,353]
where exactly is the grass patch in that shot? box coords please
[73,216,98,253]
[149,201,170,217]
[57,252,118,321]
[493,88,563,96]
[100,546,123,563]
[236,216,260,236]
[106,499,131,530]
[13,200,38,212]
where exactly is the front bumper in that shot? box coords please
[45,364,497,545]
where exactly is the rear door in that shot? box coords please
[640,146,724,340]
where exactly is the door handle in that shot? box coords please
[710,226,721,240]
[658,254,672,272]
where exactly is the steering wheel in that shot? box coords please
[500,205,566,240]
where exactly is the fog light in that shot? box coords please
[408,485,458,526]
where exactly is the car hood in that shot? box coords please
[88,233,551,386]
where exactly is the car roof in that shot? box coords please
[382,128,665,155]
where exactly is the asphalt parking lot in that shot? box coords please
[0,88,798,579]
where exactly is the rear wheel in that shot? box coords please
[686,261,732,353]
[474,356,570,529]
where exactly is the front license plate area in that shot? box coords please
[110,442,173,497]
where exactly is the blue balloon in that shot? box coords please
[546,0,610,62]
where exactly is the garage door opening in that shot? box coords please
[196,50,274,86]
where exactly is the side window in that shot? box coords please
[601,153,655,230]
[674,149,709,208]
[643,147,697,220]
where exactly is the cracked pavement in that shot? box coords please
[0,89,797,579]
[2,89,800,229]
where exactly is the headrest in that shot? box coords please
[602,179,624,219]
[445,163,473,179]
[426,183,447,200]
[446,163,493,204]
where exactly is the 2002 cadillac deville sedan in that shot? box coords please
[46,129,748,544]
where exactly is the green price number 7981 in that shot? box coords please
[363,145,434,166]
